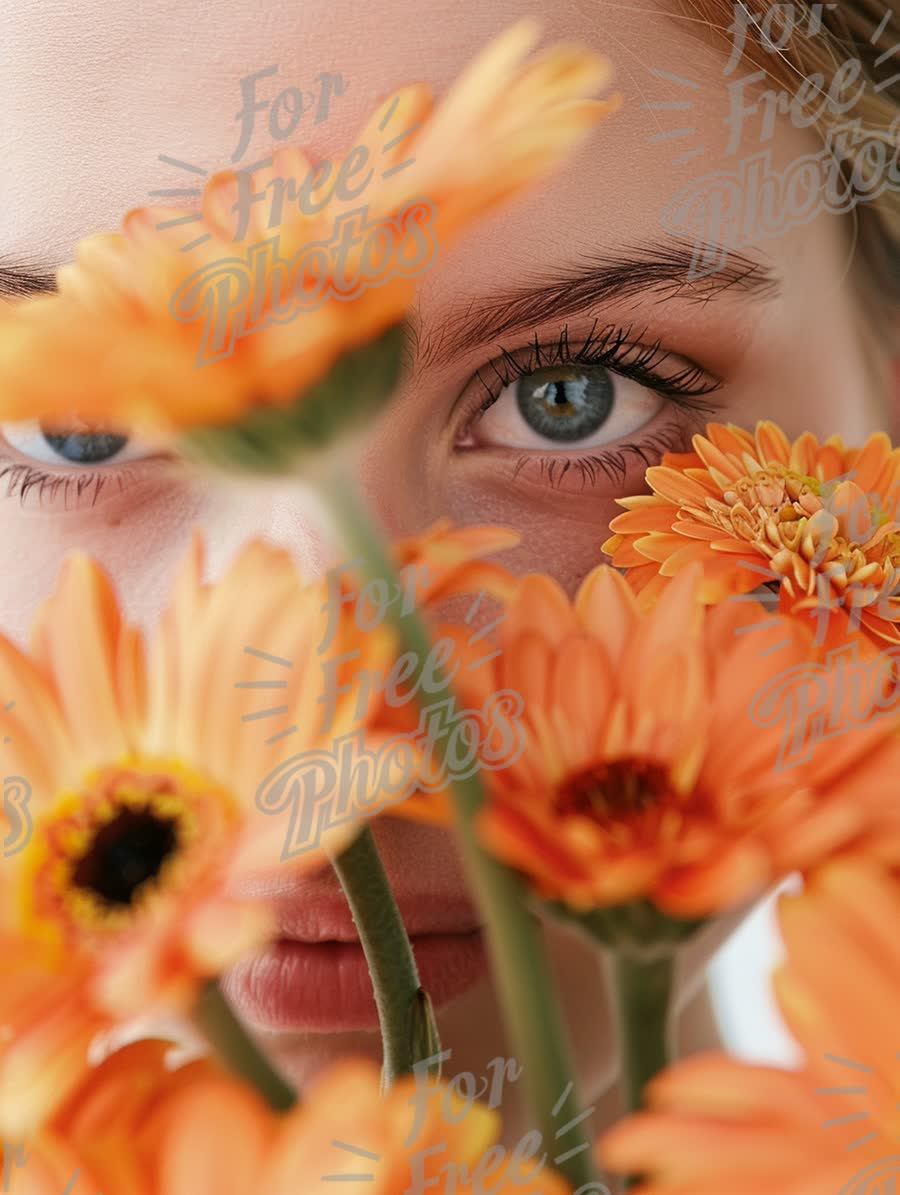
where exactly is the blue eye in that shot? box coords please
[0,421,148,467]
[516,365,615,442]
[472,366,665,452]
[41,430,129,464]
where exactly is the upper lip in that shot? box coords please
[233,874,482,944]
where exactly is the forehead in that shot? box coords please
[1,0,836,315]
[0,0,749,258]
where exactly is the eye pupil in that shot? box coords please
[41,430,129,464]
[518,366,613,442]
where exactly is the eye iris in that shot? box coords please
[41,431,129,464]
[516,366,613,442]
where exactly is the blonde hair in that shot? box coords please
[679,0,900,352]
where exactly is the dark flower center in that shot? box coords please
[71,807,180,907]
[561,759,670,818]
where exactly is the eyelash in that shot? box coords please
[0,460,134,508]
[515,425,704,489]
[462,319,723,489]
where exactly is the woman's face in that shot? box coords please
[0,0,894,1125]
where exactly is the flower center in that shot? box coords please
[561,759,670,819]
[722,467,823,533]
[24,760,236,944]
[70,805,179,907]
[705,465,900,606]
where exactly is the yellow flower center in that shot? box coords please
[22,759,237,946]
[708,465,900,606]
[722,468,824,532]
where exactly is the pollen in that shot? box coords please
[704,464,900,610]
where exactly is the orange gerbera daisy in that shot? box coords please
[600,860,900,1195]
[13,1041,568,1195]
[0,523,519,1134]
[603,421,900,649]
[0,20,620,448]
[327,519,520,830]
[438,563,900,925]
[0,539,395,1132]
[2,1039,216,1195]
[321,518,519,635]
[249,519,519,848]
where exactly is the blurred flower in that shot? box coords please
[432,563,900,928]
[357,17,622,245]
[6,1040,216,1195]
[0,538,391,1133]
[0,946,113,1144]
[386,519,520,609]
[14,1044,568,1195]
[344,520,519,828]
[0,19,621,465]
[600,859,900,1194]
[603,421,900,649]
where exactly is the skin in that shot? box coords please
[0,0,896,1154]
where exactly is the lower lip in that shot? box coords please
[225,930,488,1032]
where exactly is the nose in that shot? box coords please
[189,475,339,588]
[253,476,348,582]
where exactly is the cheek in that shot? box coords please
[447,491,620,595]
[0,478,203,641]
[431,452,630,596]
[0,559,57,646]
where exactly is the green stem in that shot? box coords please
[193,980,296,1112]
[321,466,599,1191]
[329,826,440,1087]
[610,950,677,1116]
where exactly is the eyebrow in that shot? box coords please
[0,238,781,355]
[408,238,781,372]
[0,261,58,299]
